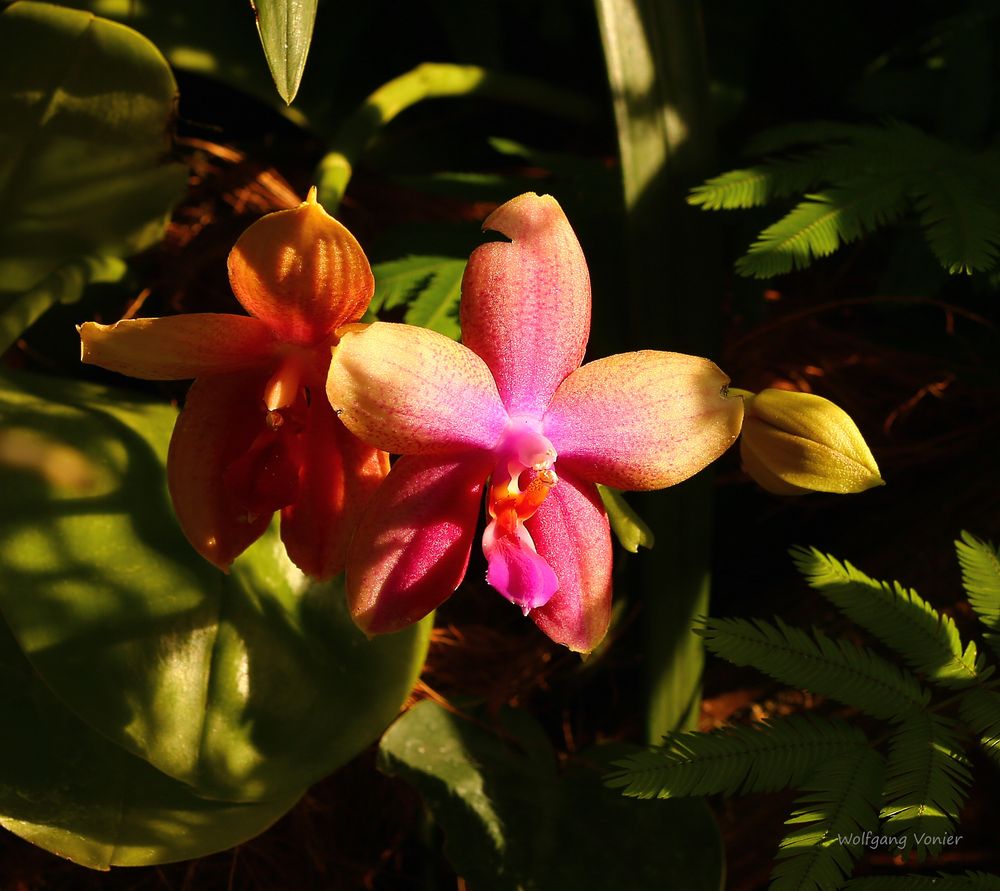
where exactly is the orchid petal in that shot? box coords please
[460,192,591,417]
[328,322,508,455]
[280,399,390,580]
[543,351,744,490]
[79,314,275,380]
[525,469,612,653]
[228,191,374,344]
[347,452,493,634]
[482,520,559,614]
[167,372,273,571]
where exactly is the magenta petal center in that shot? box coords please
[483,520,559,615]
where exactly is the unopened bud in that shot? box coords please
[736,388,884,495]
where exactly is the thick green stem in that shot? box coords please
[596,0,722,741]
[314,62,595,210]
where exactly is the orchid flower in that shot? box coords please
[326,193,744,652]
[79,189,388,579]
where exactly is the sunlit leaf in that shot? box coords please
[0,618,300,869]
[0,2,187,302]
[597,484,654,553]
[253,0,318,105]
[378,701,724,891]
[0,370,431,803]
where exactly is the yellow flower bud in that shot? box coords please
[736,388,884,495]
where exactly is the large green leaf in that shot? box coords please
[0,370,431,803]
[378,700,724,891]
[0,2,186,342]
[253,0,318,105]
[0,617,301,869]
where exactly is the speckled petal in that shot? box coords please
[328,322,508,455]
[543,351,744,490]
[525,469,612,653]
[460,193,591,418]
[347,452,494,634]
[79,314,274,380]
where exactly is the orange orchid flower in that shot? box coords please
[79,189,388,578]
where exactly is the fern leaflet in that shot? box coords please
[605,715,867,799]
[791,547,982,688]
[958,686,1000,767]
[880,713,971,860]
[699,616,929,721]
[770,748,884,891]
[956,531,1000,654]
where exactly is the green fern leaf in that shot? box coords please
[958,686,1000,767]
[402,258,465,339]
[791,547,981,688]
[734,180,908,278]
[913,171,1000,274]
[745,121,881,155]
[770,748,884,891]
[688,155,830,210]
[846,872,1000,890]
[605,715,867,799]
[880,713,971,860]
[368,255,461,315]
[956,531,1000,653]
[699,617,929,721]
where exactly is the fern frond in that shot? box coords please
[605,715,866,800]
[913,170,1000,274]
[880,713,971,860]
[956,531,1000,653]
[688,155,831,210]
[791,547,982,689]
[368,255,460,315]
[770,748,884,891]
[958,686,1000,767]
[700,617,929,721]
[745,121,878,155]
[734,180,908,278]
[846,872,1000,890]
[402,258,464,339]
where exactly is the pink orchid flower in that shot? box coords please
[327,193,744,652]
[79,189,388,579]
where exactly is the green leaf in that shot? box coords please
[846,873,1000,890]
[0,2,187,334]
[0,618,300,869]
[880,714,971,860]
[770,748,885,891]
[791,547,982,689]
[913,170,1000,274]
[735,181,909,278]
[253,0,318,105]
[958,686,1000,767]
[403,258,465,339]
[956,531,1000,654]
[606,715,867,799]
[699,617,929,722]
[378,701,724,891]
[0,370,430,803]
[597,484,655,553]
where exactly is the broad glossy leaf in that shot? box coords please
[0,618,301,869]
[0,2,187,296]
[0,370,431,802]
[253,0,319,105]
[378,701,724,891]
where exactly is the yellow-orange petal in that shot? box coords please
[228,189,374,345]
[280,398,390,580]
[167,372,273,570]
[543,351,744,491]
[79,314,275,380]
[327,322,509,455]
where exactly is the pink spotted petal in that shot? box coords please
[543,351,744,491]
[280,399,389,581]
[460,193,591,417]
[347,452,494,634]
[524,469,612,653]
[328,322,508,455]
[482,520,559,615]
